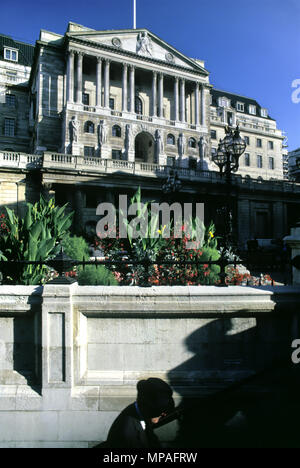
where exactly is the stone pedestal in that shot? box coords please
[284,222,300,285]
[100,144,111,159]
[71,143,81,156]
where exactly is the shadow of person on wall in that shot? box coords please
[160,315,300,448]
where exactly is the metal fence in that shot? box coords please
[0,250,291,286]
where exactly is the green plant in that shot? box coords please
[99,187,167,285]
[77,265,119,285]
[0,196,73,284]
[62,235,90,264]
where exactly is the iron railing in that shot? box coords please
[0,250,291,286]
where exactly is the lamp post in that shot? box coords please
[212,125,246,249]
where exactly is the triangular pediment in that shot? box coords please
[67,26,208,75]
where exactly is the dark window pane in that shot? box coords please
[4,118,15,136]
[84,146,95,156]
[83,93,89,105]
[135,97,143,115]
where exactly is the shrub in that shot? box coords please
[62,235,90,264]
[77,265,119,286]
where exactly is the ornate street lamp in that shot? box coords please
[212,125,247,248]
[213,125,246,180]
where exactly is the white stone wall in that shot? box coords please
[0,283,299,447]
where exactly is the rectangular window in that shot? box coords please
[219,97,230,108]
[261,108,268,117]
[237,102,244,112]
[4,118,15,137]
[84,146,95,157]
[257,155,263,168]
[6,94,16,107]
[109,98,115,110]
[249,104,256,115]
[82,93,89,105]
[244,136,250,145]
[210,130,217,140]
[256,138,262,148]
[268,141,274,150]
[244,153,250,167]
[269,157,274,170]
[167,156,175,167]
[112,149,122,160]
[6,71,17,82]
[4,47,18,62]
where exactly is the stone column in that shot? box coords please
[104,59,110,108]
[96,57,102,107]
[158,73,164,118]
[174,77,179,121]
[195,82,200,126]
[66,50,74,103]
[180,79,186,122]
[201,84,206,126]
[122,64,128,112]
[152,71,157,117]
[129,65,135,113]
[76,52,83,104]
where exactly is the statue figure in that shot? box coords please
[136,31,152,55]
[155,129,164,155]
[98,120,108,147]
[70,116,79,143]
[125,124,133,151]
[198,135,208,159]
[178,133,186,157]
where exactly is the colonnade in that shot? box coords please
[66,50,207,125]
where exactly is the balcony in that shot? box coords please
[1,150,300,194]
[0,152,42,169]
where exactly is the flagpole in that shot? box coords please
[133,0,136,29]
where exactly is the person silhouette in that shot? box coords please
[101,378,174,448]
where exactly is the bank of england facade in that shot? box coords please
[0,23,299,248]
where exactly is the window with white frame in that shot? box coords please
[261,108,268,117]
[218,97,230,108]
[249,104,256,115]
[4,47,18,62]
[257,155,263,168]
[6,70,17,82]
[268,157,274,170]
[236,102,244,112]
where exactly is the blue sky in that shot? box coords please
[2,0,300,150]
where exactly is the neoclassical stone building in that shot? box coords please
[0,23,299,247]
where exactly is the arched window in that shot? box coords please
[135,96,143,115]
[112,125,121,138]
[84,121,94,134]
[188,137,196,148]
[167,134,175,145]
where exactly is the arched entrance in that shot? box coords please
[134,132,155,163]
